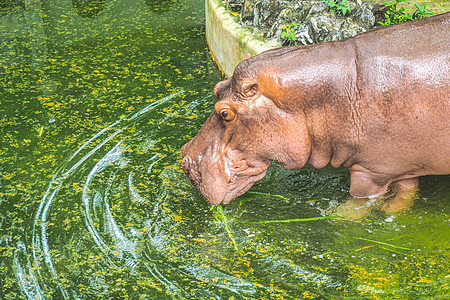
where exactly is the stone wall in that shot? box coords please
[229,0,386,46]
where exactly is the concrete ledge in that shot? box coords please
[205,0,279,77]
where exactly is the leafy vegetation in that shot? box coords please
[280,22,299,43]
[211,205,239,251]
[378,0,433,26]
[321,0,351,16]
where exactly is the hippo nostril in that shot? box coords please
[181,155,198,175]
[181,156,190,170]
[180,156,202,187]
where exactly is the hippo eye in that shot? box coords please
[219,108,235,121]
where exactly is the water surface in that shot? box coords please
[1,0,449,299]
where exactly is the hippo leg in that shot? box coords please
[331,177,420,220]
[328,195,384,221]
[348,170,389,198]
[327,169,388,220]
[391,177,420,190]
[381,178,419,214]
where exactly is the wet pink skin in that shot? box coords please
[181,13,450,206]
[180,86,309,205]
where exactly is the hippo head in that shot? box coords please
[181,55,311,205]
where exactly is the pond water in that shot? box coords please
[1,0,449,299]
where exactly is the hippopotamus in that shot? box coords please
[180,13,450,206]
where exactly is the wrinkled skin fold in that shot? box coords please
[181,13,450,206]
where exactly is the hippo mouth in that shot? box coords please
[180,145,271,205]
[221,157,271,204]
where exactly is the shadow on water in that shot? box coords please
[0,0,449,299]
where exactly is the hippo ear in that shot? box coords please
[241,80,259,98]
[244,53,253,60]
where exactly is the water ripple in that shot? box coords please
[29,92,192,298]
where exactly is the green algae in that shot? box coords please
[355,237,415,251]
[211,205,239,251]
[249,215,341,224]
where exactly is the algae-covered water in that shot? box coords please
[1,0,449,299]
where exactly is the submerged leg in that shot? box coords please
[328,195,384,221]
[381,177,419,214]
[349,170,389,198]
[330,173,420,220]
[329,170,388,220]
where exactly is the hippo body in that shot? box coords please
[181,13,450,205]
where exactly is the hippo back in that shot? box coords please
[352,12,450,176]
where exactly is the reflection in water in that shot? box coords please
[72,0,106,19]
[0,0,449,299]
[0,0,46,70]
[0,0,24,11]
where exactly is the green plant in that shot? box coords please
[378,0,433,27]
[211,205,239,251]
[281,22,298,42]
[321,0,337,11]
[249,215,341,224]
[321,0,351,16]
[336,0,351,16]
[413,3,433,18]
[378,0,412,26]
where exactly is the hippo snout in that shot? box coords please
[180,141,190,159]
[180,137,232,205]
[180,154,202,187]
